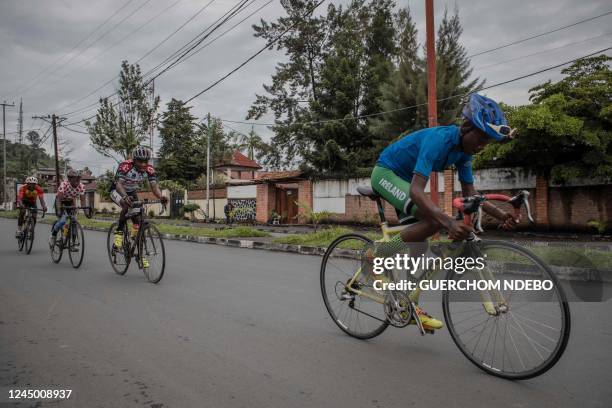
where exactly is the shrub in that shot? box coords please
[183,203,200,221]
[587,220,607,235]
[294,201,332,231]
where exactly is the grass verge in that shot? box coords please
[273,227,380,248]
[0,211,269,239]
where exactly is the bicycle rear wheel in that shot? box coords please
[68,222,85,269]
[25,219,35,255]
[107,222,130,275]
[321,234,389,339]
[443,240,571,379]
[139,224,165,284]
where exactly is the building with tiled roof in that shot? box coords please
[214,151,262,184]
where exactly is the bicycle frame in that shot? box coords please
[122,200,164,268]
[343,191,523,316]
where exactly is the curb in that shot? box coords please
[158,232,328,257]
[79,224,610,282]
[1,217,609,282]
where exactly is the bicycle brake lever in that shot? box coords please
[524,198,535,223]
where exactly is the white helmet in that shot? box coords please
[25,176,38,184]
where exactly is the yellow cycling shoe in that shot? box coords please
[113,233,123,248]
[411,306,444,330]
[141,257,150,269]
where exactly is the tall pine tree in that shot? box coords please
[157,99,202,184]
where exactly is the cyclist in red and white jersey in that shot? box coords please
[49,169,86,247]
[110,146,167,248]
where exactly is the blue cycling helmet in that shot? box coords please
[462,93,515,141]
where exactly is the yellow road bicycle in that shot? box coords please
[320,187,570,380]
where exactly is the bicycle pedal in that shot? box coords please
[424,328,435,335]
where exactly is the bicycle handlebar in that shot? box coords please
[19,206,46,219]
[452,190,534,232]
[60,206,94,218]
[129,199,167,215]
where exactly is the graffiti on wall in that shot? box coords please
[229,198,256,222]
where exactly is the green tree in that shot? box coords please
[249,2,479,174]
[203,115,234,167]
[248,0,399,173]
[96,169,115,201]
[230,126,264,160]
[86,61,159,161]
[369,6,422,148]
[247,0,328,169]
[157,98,202,184]
[474,55,612,183]
[433,8,482,125]
[307,0,366,173]
[370,7,481,144]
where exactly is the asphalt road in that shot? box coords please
[1,218,611,408]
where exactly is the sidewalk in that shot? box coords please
[92,216,612,244]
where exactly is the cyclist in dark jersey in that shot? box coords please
[370,93,519,331]
[110,146,168,251]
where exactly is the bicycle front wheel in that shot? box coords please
[442,240,571,380]
[321,234,389,340]
[68,222,85,269]
[139,224,165,284]
[17,227,26,252]
[107,222,130,275]
[25,219,35,255]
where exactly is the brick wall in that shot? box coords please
[535,175,549,228]
[256,184,275,223]
[344,192,452,225]
[187,188,227,200]
[548,185,612,230]
[296,180,313,224]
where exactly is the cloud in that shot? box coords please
[1,0,610,174]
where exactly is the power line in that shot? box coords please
[149,0,255,83]
[62,0,257,122]
[468,10,612,58]
[476,32,611,71]
[3,127,43,136]
[185,0,327,103]
[57,0,218,114]
[22,0,155,97]
[41,0,185,93]
[156,0,275,75]
[6,0,140,98]
[61,125,90,135]
[220,46,612,127]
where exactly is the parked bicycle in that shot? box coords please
[17,207,45,254]
[50,206,92,269]
[320,187,570,380]
[106,199,166,284]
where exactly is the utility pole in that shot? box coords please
[425,0,439,207]
[150,79,155,150]
[1,101,15,206]
[206,113,211,223]
[18,99,23,144]
[33,114,66,192]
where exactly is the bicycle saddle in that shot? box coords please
[357,186,380,200]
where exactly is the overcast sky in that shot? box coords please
[0,0,610,175]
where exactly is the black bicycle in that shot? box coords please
[106,199,166,284]
[50,206,92,269]
[17,207,45,254]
